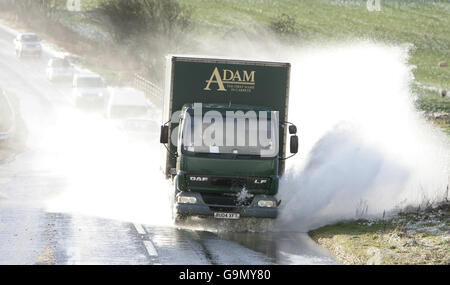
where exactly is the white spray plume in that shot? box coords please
[276,43,449,231]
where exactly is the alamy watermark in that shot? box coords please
[168,103,279,157]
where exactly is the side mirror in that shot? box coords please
[160,125,169,144]
[289,124,297,134]
[290,135,299,154]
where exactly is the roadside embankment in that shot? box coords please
[309,201,450,265]
[0,91,27,163]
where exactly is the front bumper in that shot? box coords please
[175,192,278,219]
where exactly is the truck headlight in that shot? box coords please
[177,196,197,204]
[257,200,276,208]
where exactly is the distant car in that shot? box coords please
[46,57,74,82]
[72,73,107,108]
[104,88,150,119]
[13,33,42,58]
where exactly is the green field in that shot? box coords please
[82,0,449,91]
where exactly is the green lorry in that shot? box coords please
[160,56,298,221]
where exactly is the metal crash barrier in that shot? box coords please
[134,73,163,102]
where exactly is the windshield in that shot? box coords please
[181,110,279,157]
[21,35,39,42]
[77,77,104,88]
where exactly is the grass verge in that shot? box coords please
[309,202,450,264]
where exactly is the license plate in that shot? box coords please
[214,212,240,219]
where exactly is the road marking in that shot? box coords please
[143,240,158,257]
[133,224,159,258]
[133,223,146,235]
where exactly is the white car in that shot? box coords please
[72,73,107,108]
[46,57,74,82]
[13,33,42,58]
[104,88,150,119]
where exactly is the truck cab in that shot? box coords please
[160,56,297,221]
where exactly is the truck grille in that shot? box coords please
[187,175,271,190]
[201,193,253,206]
